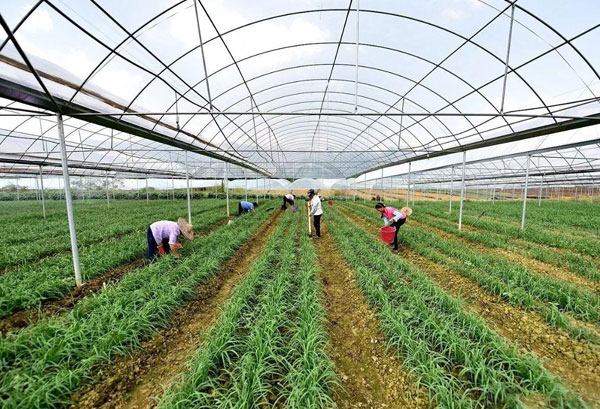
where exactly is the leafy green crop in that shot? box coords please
[326,205,585,408]
[0,202,276,408]
[158,206,336,409]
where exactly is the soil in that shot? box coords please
[314,220,429,409]
[339,205,600,407]
[0,219,228,336]
[68,209,283,409]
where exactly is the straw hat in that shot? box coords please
[177,217,194,241]
[400,206,413,217]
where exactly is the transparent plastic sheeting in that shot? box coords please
[0,1,599,181]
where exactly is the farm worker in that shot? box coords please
[308,188,323,238]
[238,200,258,215]
[282,193,295,210]
[147,217,194,261]
[375,202,412,251]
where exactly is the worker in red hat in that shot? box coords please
[374,202,412,251]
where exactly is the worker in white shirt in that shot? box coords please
[307,188,323,238]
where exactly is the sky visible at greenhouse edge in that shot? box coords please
[0,1,599,182]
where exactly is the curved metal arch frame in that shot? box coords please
[1,2,599,180]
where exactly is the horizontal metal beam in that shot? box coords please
[352,114,600,178]
[0,77,271,177]
[2,109,600,121]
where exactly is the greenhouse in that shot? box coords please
[0,1,599,408]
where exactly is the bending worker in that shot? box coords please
[147,217,194,261]
[238,200,258,215]
[375,202,412,251]
[282,192,295,210]
[308,189,323,238]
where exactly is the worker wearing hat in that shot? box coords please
[374,202,412,251]
[147,217,194,261]
[307,188,323,238]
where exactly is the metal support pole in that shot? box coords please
[380,168,384,200]
[449,166,454,213]
[500,3,515,113]
[363,174,366,203]
[16,178,19,201]
[185,151,192,225]
[39,165,46,218]
[538,173,544,206]
[245,176,248,202]
[105,171,110,208]
[406,162,411,207]
[146,177,149,203]
[458,151,466,231]
[521,155,530,230]
[354,0,359,113]
[35,177,39,201]
[492,185,496,204]
[225,162,230,217]
[57,114,82,287]
[256,179,259,204]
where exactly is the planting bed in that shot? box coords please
[2,198,599,408]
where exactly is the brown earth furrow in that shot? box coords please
[315,220,429,409]
[68,210,283,409]
[339,205,600,407]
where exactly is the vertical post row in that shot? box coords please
[458,151,467,231]
[449,166,454,213]
[406,162,411,207]
[225,162,230,217]
[39,165,46,218]
[185,150,192,225]
[538,173,544,206]
[521,154,531,230]
[105,171,110,208]
[56,114,82,287]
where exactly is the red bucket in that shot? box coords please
[380,226,396,243]
[327,200,333,205]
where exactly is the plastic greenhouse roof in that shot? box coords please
[1,1,600,183]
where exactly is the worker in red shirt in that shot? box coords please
[375,202,412,251]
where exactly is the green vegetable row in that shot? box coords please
[327,206,584,408]
[344,202,600,342]
[158,207,336,409]
[2,199,226,268]
[412,201,600,257]
[410,209,599,282]
[0,206,228,320]
[0,201,276,409]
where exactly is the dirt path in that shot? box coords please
[314,220,428,409]
[68,211,282,409]
[0,220,228,336]
[339,206,600,407]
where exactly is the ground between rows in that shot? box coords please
[339,205,600,407]
[314,219,429,409]
[67,210,282,409]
